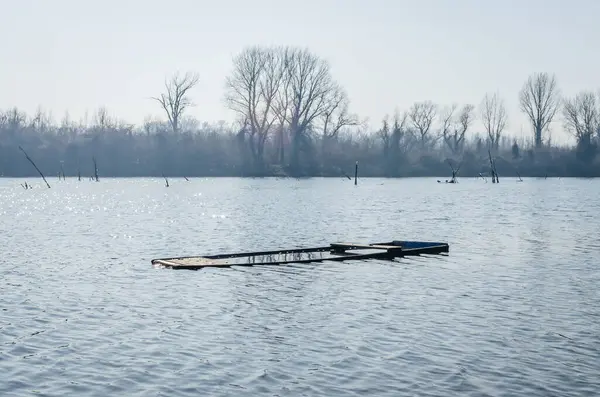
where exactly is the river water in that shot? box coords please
[1,177,599,396]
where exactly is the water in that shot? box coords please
[1,177,599,396]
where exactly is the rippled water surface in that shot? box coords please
[1,177,599,396]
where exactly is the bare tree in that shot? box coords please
[377,116,391,158]
[481,92,507,151]
[30,107,53,133]
[381,111,409,175]
[257,49,286,163]
[440,104,474,154]
[439,104,457,151]
[320,84,358,141]
[319,84,360,171]
[408,101,437,149]
[562,91,599,148]
[390,111,409,153]
[598,89,600,141]
[519,72,560,148]
[225,46,284,167]
[2,107,26,130]
[153,71,199,134]
[226,46,342,172]
[275,47,338,171]
[93,107,115,130]
[272,47,295,164]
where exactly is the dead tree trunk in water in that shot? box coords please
[18,146,51,188]
[446,160,461,183]
[92,157,99,182]
[517,171,523,182]
[488,150,499,183]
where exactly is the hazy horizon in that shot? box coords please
[2,0,599,144]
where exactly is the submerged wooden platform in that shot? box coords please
[151,240,449,270]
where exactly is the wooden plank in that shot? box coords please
[331,243,380,249]
[152,259,181,268]
[330,243,400,250]
[199,246,332,259]
[152,250,397,270]
[402,244,449,256]
[152,256,231,269]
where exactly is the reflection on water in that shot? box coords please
[0,177,599,397]
[239,250,329,265]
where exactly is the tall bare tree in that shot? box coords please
[272,47,295,164]
[440,104,474,154]
[29,107,53,133]
[377,116,391,158]
[153,71,199,134]
[439,105,456,152]
[390,111,408,154]
[2,107,26,130]
[224,46,284,167]
[275,47,338,171]
[563,91,599,148]
[93,107,114,130]
[318,84,359,171]
[408,101,437,149]
[481,92,507,151]
[519,72,560,148]
[320,84,358,141]
[378,111,409,175]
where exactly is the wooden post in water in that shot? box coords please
[92,157,99,182]
[354,161,358,185]
[18,146,51,188]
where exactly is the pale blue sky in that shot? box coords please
[1,0,598,143]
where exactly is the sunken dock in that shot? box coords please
[151,240,449,270]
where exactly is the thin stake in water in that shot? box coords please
[18,146,50,188]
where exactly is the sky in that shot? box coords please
[1,0,599,144]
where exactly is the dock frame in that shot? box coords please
[151,240,449,270]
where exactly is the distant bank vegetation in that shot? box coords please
[2,45,600,178]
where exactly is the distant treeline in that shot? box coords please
[2,45,600,178]
[0,109,596,179]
